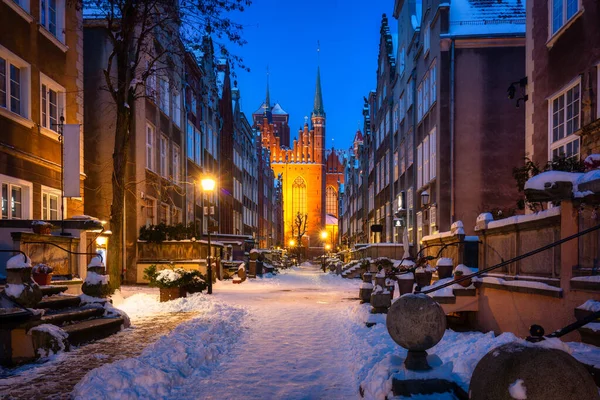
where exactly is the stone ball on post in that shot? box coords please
[470,342,599,400]
[386,293,447,370]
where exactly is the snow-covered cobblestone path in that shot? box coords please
[170,263,361,399]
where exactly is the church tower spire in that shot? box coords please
[312,66,325,118]
[265,66,271,113]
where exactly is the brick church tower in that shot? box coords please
[257,66,337,257]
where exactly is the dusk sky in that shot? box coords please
[229,0,393,151]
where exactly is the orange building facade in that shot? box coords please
[256,67,344,257]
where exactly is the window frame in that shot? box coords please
[39,0,66,44]
[159,134,168,178]
[549,0,581,38]
[172,143,181,184]
[144,196,156,226]
[0,174,32,220]
[0,45,32,125]
[41,185,62,220]
[548,78,581,161]
[3,0,33,22]
[146,123,155,171]
[40,73,65,138]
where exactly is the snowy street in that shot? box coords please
[3,263,600,400]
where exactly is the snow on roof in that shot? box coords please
[447,0,525,37]
[487,206,561,230]
[271,103,288,115]
[524,171,584,191]
[253,102,268,116]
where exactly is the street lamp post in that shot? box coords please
[201,177,216,294]
[320,230,328,272]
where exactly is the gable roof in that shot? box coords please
[448,0,526,37]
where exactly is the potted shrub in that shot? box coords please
[144,265,188,302]
[182,270,207,294]
[32,263,54,286]
[453,264,475,287]
[31,221,53,235]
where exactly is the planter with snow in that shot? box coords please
[414,264,435,288]
[453,264,474,287]
[81,255,112,298]
[359,272,374,303]
[396,272,415,296]
[436,258,454,279]
[29,324,69,359]
[4,254,42,308]
[160,287,186,302]
[31,221,53,235]
[370,284,391,313]
[31,263,54,286]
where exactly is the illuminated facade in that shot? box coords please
[256,67,344,256]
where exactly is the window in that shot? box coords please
[430,61,437,104]
[417,143,423,188]
[423,136,430,184]
[549,81,580,161]
[406,78,413,109]
[40,74,65,133]
[429,128,437,179]
[417,83,423,120]
[417,211,423,244]
[407,187,413,244]
[172,144,181,183]
[146,123,155,171]
[42,189,59,220]
[393,151,399,182]
[159,76,169,114]
[292,176,307,218]
[424,24,430,54]
[407,130,414,166]
[0,175,32,220]
[171,90,181,127]
[144,197,156,226]
[40,0,65,41]
[0,48,30,120]
[159,135,168,178]
[326,186,337,216]
[159,203,169,225]
[399,47,405,76]
[195,126,202,165]
[186,122,194,160]
[551,0,579,35]
[146,62,156,99]
[171,207,182,224]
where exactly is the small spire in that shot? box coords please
[312,41,325,118]
[264,66,271,114]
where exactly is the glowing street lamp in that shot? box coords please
[320,230,328,240]
[200,176,216,294]
[289,239,296,247]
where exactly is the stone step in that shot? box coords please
[574,307,600,347]
[40,285,69,297]
[41,307,105,326]
[37,295,81,310]
[62,317,125,346]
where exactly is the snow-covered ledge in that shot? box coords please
[473,274,563,298]
[570,275,600,292]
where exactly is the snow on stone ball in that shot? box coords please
[6,254,32,269]
[88,255,105,268]
[386,293,446,351]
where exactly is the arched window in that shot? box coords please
[292,176,307,218]
[326,186,337,217]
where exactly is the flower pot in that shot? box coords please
[437,265,453,279]
[32,225,52,235]
[454,274,472,288]
[159,287,187,302]
[415,271,433,288]
[32,272,52,286]
[397,275,415,296]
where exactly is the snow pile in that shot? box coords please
[415,264,435,273]
[421,277,461,297]
[6,254,32,269]
[473,276,562,293]
[73,300,246,399]
[577,299,600,312]
[5,284,26,298]
[454,264,476,276]
[116,292,218,318]
[487,207,561,230]
[88,256,104,268]
[399,259,416,268]
[508,379,527,399]
[28,324,68,358]
[156,269,182,284]
[360,282,374,290]
[476,213,494,223]
[376,269,386,278]
[524,171,583,191]
[85,272,109,286]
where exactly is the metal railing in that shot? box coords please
[22,242,102,263]
[417,223,600,295]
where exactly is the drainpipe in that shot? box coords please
[450,39,456,223]
[411,68,418,254]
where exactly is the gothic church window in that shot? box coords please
[326,186,337,217]
[292,176,307,218]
